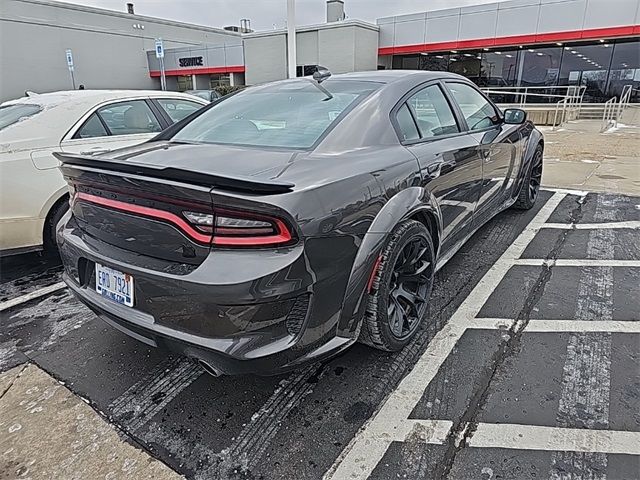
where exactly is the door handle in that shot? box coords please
[80,148,111,156]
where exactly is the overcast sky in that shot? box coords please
[59,0,508,31]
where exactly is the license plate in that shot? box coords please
[95,263,134,307]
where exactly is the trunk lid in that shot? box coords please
[108,141,298,182]
[57,146,297,265]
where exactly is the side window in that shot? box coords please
[76,113,108,139]
[96,100,162,136]
[446,82,499,131]
[395,103,420,142]
[407,85,460,138]
[157,99,203,123]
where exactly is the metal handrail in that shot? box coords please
[616,84,633,121]
[601,96,618,132]
[481,86,586,112]
[482,85,587,91]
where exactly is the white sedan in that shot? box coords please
[0,90,208,255]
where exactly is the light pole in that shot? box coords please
[286,0,297,78]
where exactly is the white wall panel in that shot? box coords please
[318,26,356,73]
[378,22,395,47]
[394,17,426,46]
[583,0,639,29]
[459,10,498,40]
[537,0,587,33]
[425,14,460,43]
[225,45,244,66]
[296,31,319,65]
[496,2,541,37]
[244,34,287,84]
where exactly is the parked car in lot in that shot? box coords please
[56,71,543,376]
[0,90,207,255]
[185,89,221,103]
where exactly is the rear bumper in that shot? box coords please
[58,220,355,375]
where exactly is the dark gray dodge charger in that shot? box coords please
[56,70,543,376]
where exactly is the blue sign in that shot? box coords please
[65,49,74,70]
[155,39,164,59]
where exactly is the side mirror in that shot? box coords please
[503,108,527,125]
[312,66,332,83]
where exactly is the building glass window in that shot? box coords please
[296,65,319,77]
[209,74,231,88]
[387,38,639,104]
[516,46,563,88]
[418,54,449,71]
[177,75,194,91]
[606,39,640,102]
[479,51,519,87]
[558,43,613,102]
[449,52,482,79]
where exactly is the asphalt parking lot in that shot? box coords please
[1,189,639,480]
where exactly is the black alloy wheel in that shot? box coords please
[387,236,431,339]
[514,144,544,210]
[528,147,543,203]
[360,220,435,351]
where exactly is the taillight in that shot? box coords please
[183,210,293,247]
[74,191,294,248]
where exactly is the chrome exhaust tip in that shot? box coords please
[196,359,223,377]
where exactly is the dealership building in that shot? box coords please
[1,0,639,102]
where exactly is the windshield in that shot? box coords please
[0,104,43,130]
[173,80,378,149]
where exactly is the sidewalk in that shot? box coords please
[541,110,640,196]
[0,364,181,480]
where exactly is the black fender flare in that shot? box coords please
[335,186,442,338]
[515,126,544,193]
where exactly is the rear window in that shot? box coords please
[172,80,378,149]
[0,104,42,130]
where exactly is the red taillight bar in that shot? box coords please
[75,192,293,247]
[76,192,212,244]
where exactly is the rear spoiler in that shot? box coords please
[54,152,295,195]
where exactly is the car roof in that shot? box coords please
[1,90,204,108]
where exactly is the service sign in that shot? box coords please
[178,56,204,67]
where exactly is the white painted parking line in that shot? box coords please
[469,423,640,456]
[355,419,640,456]
[0,281,66,312]
[541,221,640,230]
[467,318,640,333]
[324,192,568,480]
[514,259,640,267]
[549,195,616,477]
[541,187,590,196]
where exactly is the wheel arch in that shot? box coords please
[513,127,544,199]
[335,186,443,339]
[41,189,70,246]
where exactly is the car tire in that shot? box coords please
[43,197,69,255]
[360,219,435,352]
[513,144,543,210]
